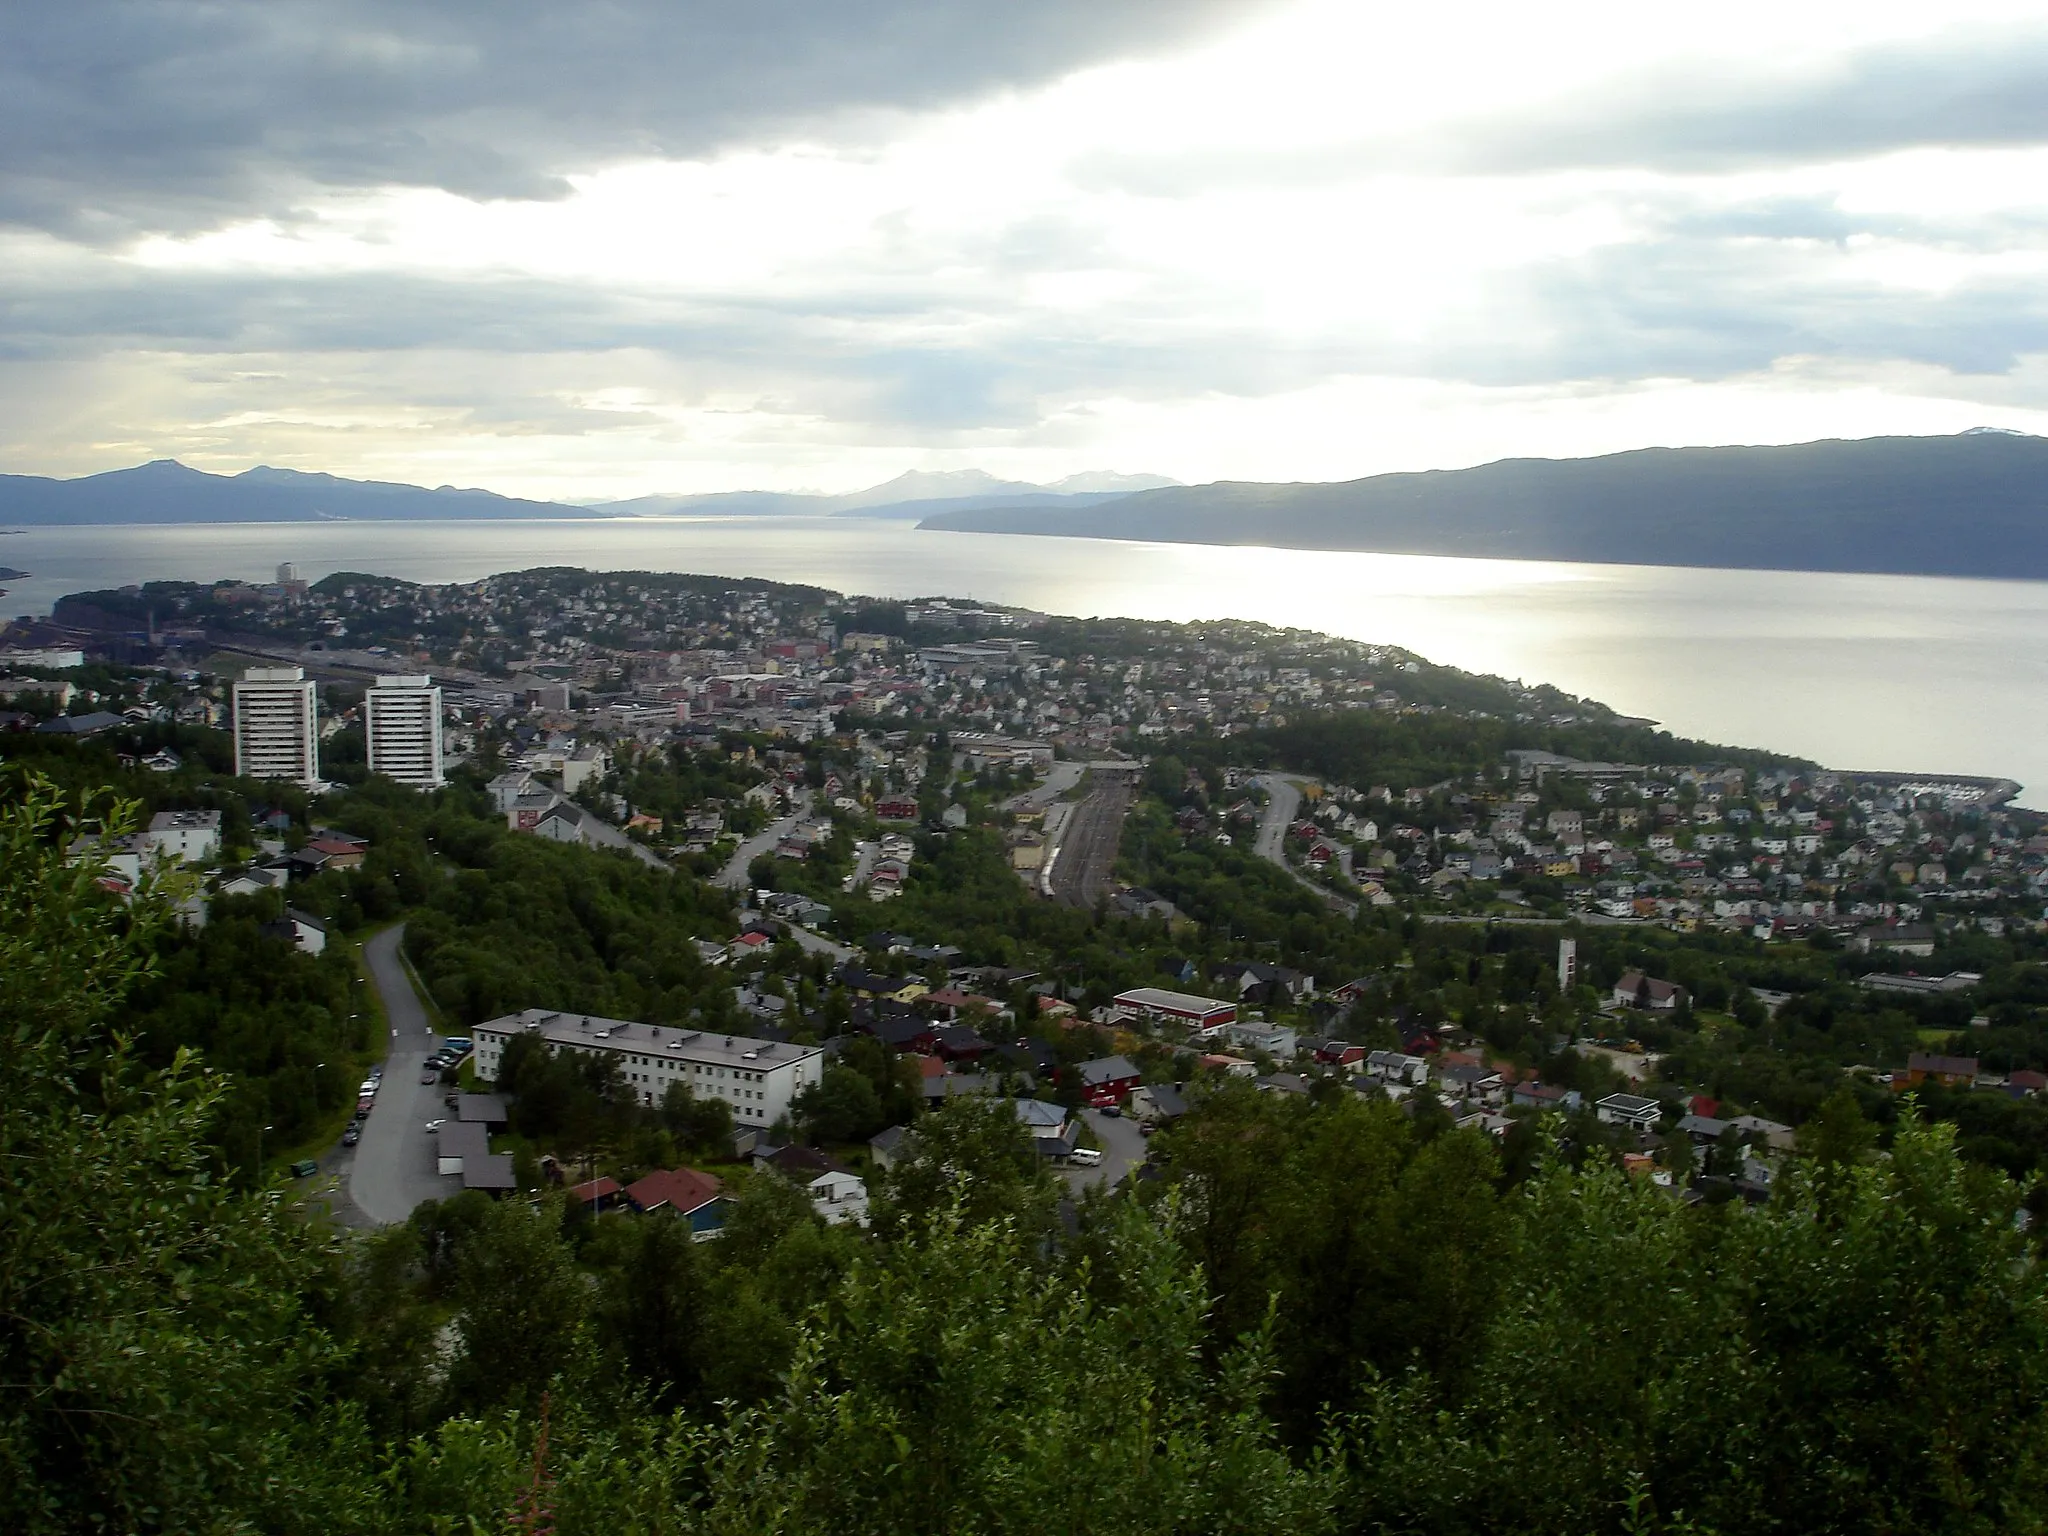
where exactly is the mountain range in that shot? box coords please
[0,461,1176,525]
[919,431,2048,580]
[8,435,2048,580]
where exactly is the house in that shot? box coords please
[261,908,327,956]
[1511,1081,1580,1112]
[1365,1049,1429,1086]
[1129,1083,1189,1123]
[1075,1054,1142,1107]
[1012,1098,1079,1159]
[625,1167,728,1237]
[1211,961,1314,1005]
[869,1124,911,1169]
[1222,1021,1299,1060]
[1677,1113,1730,1146]
[758,1146,871,1227]
[1903,1052,1979,1089]
[1595,1092,1663,1132]
[1435,1061,1504,1103]
[1855,922,1938,958]
[1612,971,1686,1011]
[567,1175,624,1211]
[1727,1114,1795,1151]
[1313,1039,1368,1068]
[928,1024,994,1062]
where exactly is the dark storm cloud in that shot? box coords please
[0,0,1264,240]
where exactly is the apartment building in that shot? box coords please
[231,667,319,788]
[364,674,444,788]
[472,1008,823,1127]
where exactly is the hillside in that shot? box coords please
[920,431,2048,580]
[0,460,599,523]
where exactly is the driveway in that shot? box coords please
[346,923,464,1224]
[1061,1106,1149,1194]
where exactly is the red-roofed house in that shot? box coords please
[626,1167,728,1238]
[568,1175,623,1211]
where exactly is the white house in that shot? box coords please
[145,809,222,864]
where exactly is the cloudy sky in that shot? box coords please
[7,0,2048,500]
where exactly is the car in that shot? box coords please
[443,1092,461,1109]
[355,1098,374,1117]
[420,1070,439,1085]
[1100,1104,1122,1118]
[443,1038,473,1053]
[341,1125,361,1147]
[367,1065,384,1081]
[1140,1122,1157,1136]
[358,1079,379,1096]
[424,1119,446,1133]
[1068,1147,1103,1167]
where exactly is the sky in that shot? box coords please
[7,0,2048,501]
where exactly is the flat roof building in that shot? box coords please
[364,674,445,789]
[472,1008,824,1128]
[1111,986,1237,1029]
[232,667,319,789]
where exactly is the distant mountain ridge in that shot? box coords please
[918,432,2048,581]
[0,460,1177,525]
[583,468,1177,519]
[0,460,594,524]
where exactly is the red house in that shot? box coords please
[1076,1054,1142,1107]
[875,797,920,821]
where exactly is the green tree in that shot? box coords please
[0,776,339,1532]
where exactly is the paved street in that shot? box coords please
[1061,1106,1149,1194]
[347,923,462,1225]
[1250,773,1359,918]
[717,791,810,890]
[1000,758,1084,814]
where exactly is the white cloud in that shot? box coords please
[12,0,2048,492]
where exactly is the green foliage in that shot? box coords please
[0,776,338,1533]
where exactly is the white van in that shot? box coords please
[1069,1147,1103,1167]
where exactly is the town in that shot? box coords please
[7,563,2048,1235]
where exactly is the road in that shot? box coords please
[1250,773,1359,918]
[1046,767,1140,907]
[347,924,462,1225]
[1001,759,1084,814]
[717,791,811,890]
[1061,1107,1149,1194]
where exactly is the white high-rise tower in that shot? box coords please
[364,675,444,789]
[232,667,320,788]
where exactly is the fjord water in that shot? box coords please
[7,517,2046,804]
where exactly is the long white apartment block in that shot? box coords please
[232,667,320,788]
[473,1009,823,1127]
[364,674,445,788]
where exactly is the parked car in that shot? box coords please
[1069,1147,1103,1167]
[424,1119,446,1133]
[288,1160,319,1178]
[367,1065,383,1081]
[1100,1104,1122,1118]
[443,1092,461,1109]
[355,1098,374,1118]
[341,1125,361,1147]
[419,1070,439,1085]
[358,1078,379,1096]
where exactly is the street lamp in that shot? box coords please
[254,1122,274,1183]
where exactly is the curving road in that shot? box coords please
[346,924,463,1224]
[1251,773,1359,918]
[717,790,811,891]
